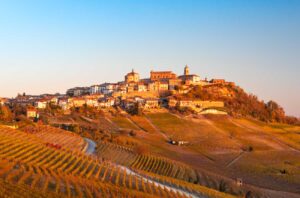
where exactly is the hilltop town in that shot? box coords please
[1,65,234,119]
[1,66,300,198]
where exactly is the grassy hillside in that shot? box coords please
[109,112,300,197]
[1,108,299,197]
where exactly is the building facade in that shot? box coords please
[125,69,140,83]
[150,71,177,81]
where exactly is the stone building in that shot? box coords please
[125,69,140,83]
[66,87,90,97]
[178,65,201,85]
[150,71,177,81]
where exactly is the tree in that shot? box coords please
[0,105,13,122]
[218,180,228,192]
[128,103,143,116]
[266,100,285,122]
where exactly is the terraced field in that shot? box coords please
[95,140,270,197]
[21,125,87,152]
[96,141,199,182]
[0,125,236,198]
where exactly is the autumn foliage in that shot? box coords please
[183,85,298,124]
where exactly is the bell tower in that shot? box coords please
[184,65,189,76]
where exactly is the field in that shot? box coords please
[130,115,158,133]
[1,110,300,198]
[111,116,139,130]
[0,124,237,198]
[109,112,300,197]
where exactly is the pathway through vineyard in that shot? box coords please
[84,138,202,198]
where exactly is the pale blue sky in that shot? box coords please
[0,0,299,116]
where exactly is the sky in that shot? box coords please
[0,0,299,117]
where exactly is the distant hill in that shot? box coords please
[177,84,299,125]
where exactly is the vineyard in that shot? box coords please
[96,140,137,166]
[20,125,87,152]
[0,125,237,198]
[96,140,199,183]
[95,140,260,197]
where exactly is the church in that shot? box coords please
[178,65,201,85]
[123,65,202,93]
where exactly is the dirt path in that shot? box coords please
[117,165,202,198]
[84,138,97,155]
[125,117,143,131]
[89,138,202,197]
[226,152,246,168]
[144,115,170,141]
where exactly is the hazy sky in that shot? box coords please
[0,0,299,117]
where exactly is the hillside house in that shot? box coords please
[127,84,135,93]
[49,96,59,105]
[137,83,147,92]
[115,83,127,94]
[72,98,86,107]
[167,98,178,108]
[85,98,99,107]
[90,85,101,94]
[148,82,159,92]
[100,83,117,95]
[99,97,115,108]
[121,98,136,110]
[67,87,90,96]
[84,94,103,100]
[35,99,47,109]
[134,97,145,103]
[26,107,38,118]
[168,79,182,90]
[158,81,169,91]
[144,98,160,109]
[58,98,69,110]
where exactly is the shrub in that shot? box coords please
[129,130,137,137]
[134,145,149,155]
[218,180,228,192]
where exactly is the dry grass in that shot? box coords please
[229,150,300,192]
[146,113,213,140]
[130,115,157,133]
[111,116,139,130]
[235,118,300,150]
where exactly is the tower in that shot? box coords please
[184,65,189,76]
